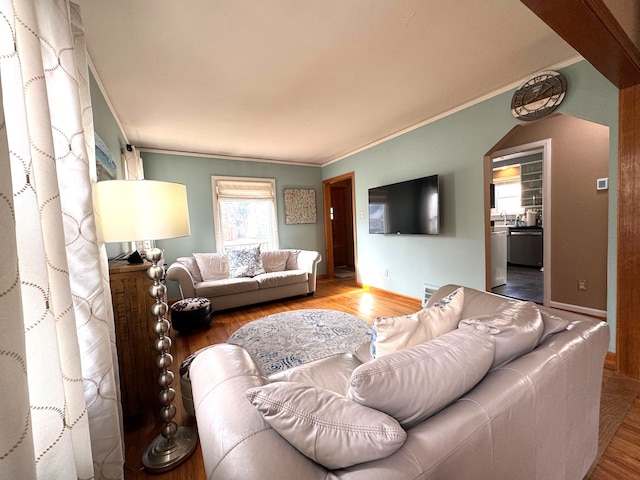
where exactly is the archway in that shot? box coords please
[484,113,609,316]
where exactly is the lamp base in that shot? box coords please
[141,426,197,473]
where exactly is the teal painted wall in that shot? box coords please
[142,153,325,299]
[90,71,129,259]
[90,61,618,351]
[323,60,618,351]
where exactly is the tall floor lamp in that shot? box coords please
[94,179,197,472]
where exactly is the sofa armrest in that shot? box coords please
[295,250,322,292]
[166,262,196,299]
[190,344,328,479]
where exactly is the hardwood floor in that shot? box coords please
[122,277,640,479]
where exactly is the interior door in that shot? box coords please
[330,184,350,267]
[323,173,356,279]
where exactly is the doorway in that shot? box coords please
[485,114,609,317]
[323,173,357,280]
[488,139,551,306]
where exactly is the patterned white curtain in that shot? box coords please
[0,1,124,479]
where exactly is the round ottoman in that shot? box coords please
[170,297,212,334]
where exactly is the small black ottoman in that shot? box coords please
[170,297,212,334]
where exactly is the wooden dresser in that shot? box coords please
[108,260,161,421]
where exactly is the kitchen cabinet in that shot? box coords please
[108,260,160,420]
[520,160,543,207]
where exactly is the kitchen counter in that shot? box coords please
[509,226,542,231]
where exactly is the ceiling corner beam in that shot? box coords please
[521,0,640,88]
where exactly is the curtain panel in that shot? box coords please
[0,1,124,478]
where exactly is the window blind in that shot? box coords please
[215,179,274,199]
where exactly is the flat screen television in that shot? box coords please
[368,174,440,235]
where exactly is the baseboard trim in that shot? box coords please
[549,301,607,319]
[605,351,616,370]
[360,284,422,305]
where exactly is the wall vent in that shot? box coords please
[422,283,439,307]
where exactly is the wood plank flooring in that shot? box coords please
[122,277,640,479]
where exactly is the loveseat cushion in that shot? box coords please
[195,277,259,297]
[227,246,266,278]
[348,327,495,429]
[193,252,229,280]
[254,270,308,289]
[246,382,407,469]
[458,300,543,369]
[370,287,464,358]
[261,250,290,272]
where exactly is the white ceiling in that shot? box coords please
[75,0,579,166]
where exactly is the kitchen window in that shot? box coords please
[493,178,521,215]
[211,176,279,252]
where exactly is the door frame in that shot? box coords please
[487,138,551,306]
[323,172,357,280]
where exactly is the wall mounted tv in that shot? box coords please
[368,174,440,235]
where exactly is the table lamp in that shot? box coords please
[93,179,197,472]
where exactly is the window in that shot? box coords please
[492,165,521,215]
[493,179,521,215]
[211,176,279,252]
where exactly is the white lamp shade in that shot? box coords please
[94,180,191,242]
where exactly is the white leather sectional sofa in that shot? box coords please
[189,284,609,479]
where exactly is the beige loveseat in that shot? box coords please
[166,248,321,311]
[189,284,609,479]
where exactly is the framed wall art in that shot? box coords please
[284,188,317,224]
[95,133,117,181]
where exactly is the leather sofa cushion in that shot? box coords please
[371,287,464,358]
[459,300,544,369]
[539,309,570,344]
[254,270,308,289]
[193,252,229,280]
[196,277,258,297]
[246,382,407,469]
[268,353,362,394]
[348,327,495,428]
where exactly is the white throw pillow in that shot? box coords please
[193,253,229,281]
[246,382,407,469]
[176,256,203,283]
[371,287,464,358]
[348,327,495,429]
[261,250,290,272]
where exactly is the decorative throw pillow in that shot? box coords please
[285,250,300,270]
[371,287,464,358]
[226,246,266,278]
[261,250,290,272]
[349,327,495,429]
[193,253,229,280]
[458,300,544,369]
[246,382,407,469]
[176,256,203,283]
